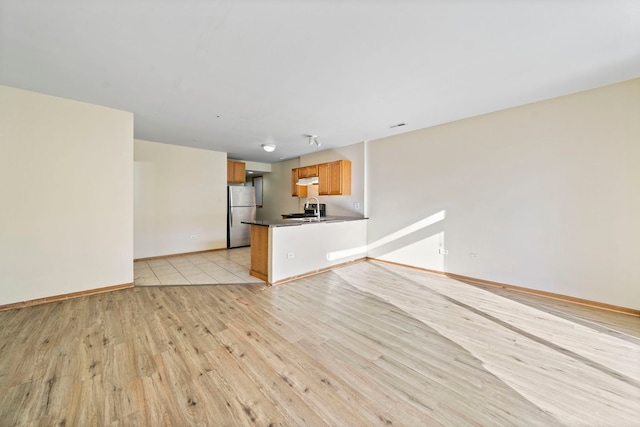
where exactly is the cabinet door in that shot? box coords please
[317,163,330,195]
[227,160,246,183]
[227,160,235,182]
[233,161,246,183]
[328,161,342,195]
[318,160,351,195]
[291,168,307,197]
[298,165,319,178]
[338,160,351,195]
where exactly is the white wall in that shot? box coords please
[270,220,367,283]
[134,140,227,258]
[0,85,133,305]
[244,161,272,174]
[367,79,640,310]
[299,142,365,217]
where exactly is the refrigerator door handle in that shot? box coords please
[229,189,233,227]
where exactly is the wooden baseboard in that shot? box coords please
[446,272,640,317]
[369,258,447,277]
[134,247,227,262]
[368,258,640,317]
[0,283,134,312]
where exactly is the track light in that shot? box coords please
[306,135,321,147]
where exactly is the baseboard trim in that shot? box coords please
[369,258,446,277]
[368,258,640,317]
[134,247,227,262]
[0,282,134,312]
[6,257,637,317]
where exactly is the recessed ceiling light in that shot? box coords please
[262,144,276,152]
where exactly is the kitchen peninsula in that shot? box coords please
[242,216,367,284]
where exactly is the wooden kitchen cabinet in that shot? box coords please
[227,160,246,183]
[293,160,350,197]
[318,160,351,195]
[291,168,308,197]
[297,165,318,178]
[249,224,269,282]
[317,163,329,194]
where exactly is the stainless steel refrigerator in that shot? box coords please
[227,186,256,248]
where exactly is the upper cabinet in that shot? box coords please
[292,160,351,197]
[227,160,246,183]
[291,168,308,197]
[297,165,318,179]
[318,160,351,195]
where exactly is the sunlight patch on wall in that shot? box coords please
[327,210,446,262]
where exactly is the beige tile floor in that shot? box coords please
[134,247,264,286]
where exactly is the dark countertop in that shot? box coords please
[281,213,319,219]
[242,216,368,228]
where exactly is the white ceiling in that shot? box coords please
[1,0,639,163]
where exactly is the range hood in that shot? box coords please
[296,177,319,186]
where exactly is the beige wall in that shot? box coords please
[258,158,300,220]
[0,85,133,305]
[134,140,227,258]
[366,78,640,310]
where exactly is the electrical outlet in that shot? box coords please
[353,202,360,209]
[439,248,448,255]
[470,252,479,259]
[287,252,295,259]
[190,235,197,239]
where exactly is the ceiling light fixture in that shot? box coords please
[262,144,276,152]
[306,135,321,147]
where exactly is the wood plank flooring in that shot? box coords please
[0,260,638,426]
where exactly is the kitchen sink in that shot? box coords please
[283,217,344,223]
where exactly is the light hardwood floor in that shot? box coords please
[1,260,638,426]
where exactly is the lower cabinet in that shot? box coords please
[249,225,269,282]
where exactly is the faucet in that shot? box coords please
[304,197,321,220]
